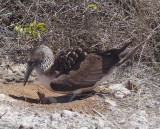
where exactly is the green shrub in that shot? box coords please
[14,21,48,40]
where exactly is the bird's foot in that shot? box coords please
[37,92,57,104]
[67,94,77,102]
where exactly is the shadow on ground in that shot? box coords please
[8,91,105,104]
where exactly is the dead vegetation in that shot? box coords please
[0,0,159,67]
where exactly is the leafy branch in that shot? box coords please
[14,21,48,40]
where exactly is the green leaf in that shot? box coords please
[13,20,47,40]
[39,27,48,32]
[25,24,30,28]
[30,21,37,27]
[14,25,21,31]
[88,4,98,9]
[37,23,44,26]
[24,28,31,34]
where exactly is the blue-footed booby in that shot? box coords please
[24,42,144,102]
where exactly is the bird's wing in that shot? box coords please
[50,54,104,92]
[45,47,87,76]
[49,42,141,93]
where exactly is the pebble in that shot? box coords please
[109,84,131,98]
[0,63,36,84]
[80,127,88,129]
[105,98,117,107]
[61,110,74,117]
[0,94,16,102]
[4,77,15,82]
[51,113,61,121]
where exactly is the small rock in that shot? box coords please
[51,113,61,121]
[0,79,3,82]
[11,64,26,73]
[3,69,13,76]
[80,127,88,129]
[15,77,24,83]
[125,80,139,91]
[105,98,117,106]
[97,118,105,128]
[137,110,148,123]
[4,77,15,83]
[114,91,125,98]
[103,127,111,129]
[0,94,16,102]
[61,110,74,117]
[19,125,25,129]
[109,84,131,98]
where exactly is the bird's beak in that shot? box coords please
[116,42,144,66]
[24,61,37,86]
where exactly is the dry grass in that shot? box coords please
[0,0,159,68]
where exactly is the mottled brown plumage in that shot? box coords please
[24,42,144,101]
[50,54,103,92]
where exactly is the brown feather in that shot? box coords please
[48,42,141,93]
[47,47,87,75]
[50,54,103,92]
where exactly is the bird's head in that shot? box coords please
[24,45,54,86]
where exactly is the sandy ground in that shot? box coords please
[0,80,160,129]
[0,63,160,129]
[0,83,110,115]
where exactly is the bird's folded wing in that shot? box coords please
[46,47,87,75]
[50,54,104,92]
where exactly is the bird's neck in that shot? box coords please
[35,55,56,91]
[36,55,54,74]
